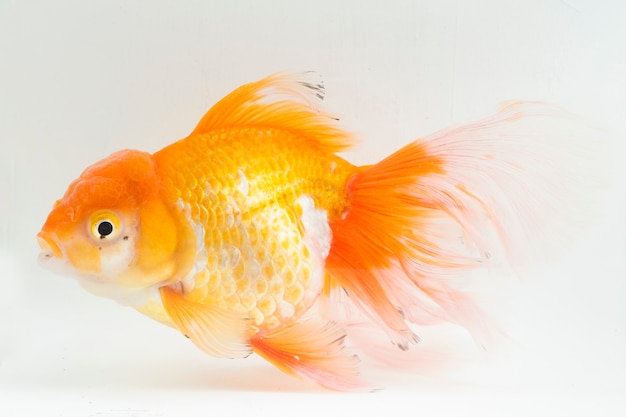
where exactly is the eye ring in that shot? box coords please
[89,211,122,242]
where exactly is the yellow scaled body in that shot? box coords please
[155,126,353,331]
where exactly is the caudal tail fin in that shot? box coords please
[324,101,609,350]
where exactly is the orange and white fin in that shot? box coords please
[159,286,252,359]
[251,319,367,391]
[326,101,608,349]
[190,72,355,153]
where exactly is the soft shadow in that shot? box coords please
[8,354,321,393]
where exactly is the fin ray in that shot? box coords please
[160,286,252,359]
[251,319,367,391]
[191,72,355,153]
[326,101,607,348]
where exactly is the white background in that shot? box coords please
[1,0,625,416]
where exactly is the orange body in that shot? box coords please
[38,73,600,390]
[154,117,355,331]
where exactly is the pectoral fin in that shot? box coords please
[159,286,252,359]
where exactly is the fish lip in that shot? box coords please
[37,232,63,259]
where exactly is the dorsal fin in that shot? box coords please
[191,72,355,153]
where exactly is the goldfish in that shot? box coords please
[37,72,602,391]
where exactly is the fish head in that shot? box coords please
[38,149,194,296]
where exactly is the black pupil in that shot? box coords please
[97,221,114,237]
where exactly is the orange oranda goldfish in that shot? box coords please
[38,72,602,390]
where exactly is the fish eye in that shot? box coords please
[97,221,114,237]
[89,211,122,241]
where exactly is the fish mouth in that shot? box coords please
[37,232,63,259]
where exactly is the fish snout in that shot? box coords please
[37,232,63,260]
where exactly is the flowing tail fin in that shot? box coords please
[325,101,608,349]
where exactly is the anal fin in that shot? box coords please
[159,286,252,359]
[251,319,368,391]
